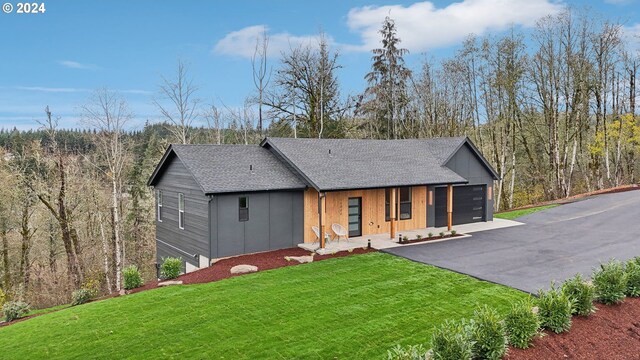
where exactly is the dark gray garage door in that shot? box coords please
[435,185,486,227]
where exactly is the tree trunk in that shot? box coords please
[112,179,122,291]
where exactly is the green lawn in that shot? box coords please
[26,304,70,317]
[0,253,525,359]
[495,204,559,220]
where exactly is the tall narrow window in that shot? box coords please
[178,193,185,229]
[239,196,249,222]
[156,190,163,222]
[385,187,412,221]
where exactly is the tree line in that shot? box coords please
[0,8,638,308]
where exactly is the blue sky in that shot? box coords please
[0,0,638,130]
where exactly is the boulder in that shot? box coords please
[284,254,315,264]
[230,264,258,274]
[158,280,183,287]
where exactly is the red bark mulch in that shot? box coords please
[507,298,640,360]
[129,246,376,294]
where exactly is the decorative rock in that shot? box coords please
[158,280,183,287]
[230,264,258,274]
[118,289,127,296]
[284,254,315,264]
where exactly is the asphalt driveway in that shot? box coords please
[384,190,640,293]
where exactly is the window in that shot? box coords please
[239,196,249,222]
[156,190,163,222]
[178,193,185,229]
[385,187,412,221]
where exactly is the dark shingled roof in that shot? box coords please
[148,144,307,194]
[262,137,472,191]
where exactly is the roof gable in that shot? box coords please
[148,144,307,194]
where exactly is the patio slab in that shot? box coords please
[298,218,523,254]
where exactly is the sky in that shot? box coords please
[0,0,639,130]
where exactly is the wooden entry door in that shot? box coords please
[348,197,362,237]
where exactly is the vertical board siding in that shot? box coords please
[444,143,495,221]
[303,186,427,243]
[212,191,304,258]
[155,155,209,267]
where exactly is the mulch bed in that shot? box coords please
[496,184,639,213]
[129,246,376,293]
[399,234,463,245]
[507,298,640,360]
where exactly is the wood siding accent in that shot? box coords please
[303,186,427,243]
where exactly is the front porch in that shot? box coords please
[298,218,523,254]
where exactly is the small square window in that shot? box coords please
[239,196,249,222]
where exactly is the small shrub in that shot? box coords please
[439,232,445,237]
[386,344,428,360]
[469,305,507,360]
[504,297,541,349]
[450,230,457,236]
[402,235,409,243]
[592,259,627,305]
[71,288,96,306]
[416,234,423,240]
[536,285,572,333]
[625,259,640,297]
[0,288,6,309]
[160,257,183,280]
[2,301,30,322]
[562,273,596,316]
[123,265,144,290]
[428,233,433,238]
[431,319,473,360]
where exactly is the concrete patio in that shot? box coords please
[298,218,523,255]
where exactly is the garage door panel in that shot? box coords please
[434,185,486,227]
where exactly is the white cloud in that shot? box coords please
[16,86,88,93]
[213,25,332,58]
[58,60,100,70]
[346,0,564,52]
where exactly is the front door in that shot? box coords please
[348,197,362,237]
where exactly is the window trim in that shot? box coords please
[178,193,185,229]
[239,196,249,222]
[157,190,163,222]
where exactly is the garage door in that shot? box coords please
[434,185,486,227]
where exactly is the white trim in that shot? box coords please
[178,193,185,229]
[157,190,163,222]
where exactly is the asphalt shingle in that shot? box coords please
[170,144,307,194]
[263,137,470,191]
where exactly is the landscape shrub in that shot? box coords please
[123,265,144,290]
[439,232,445,237]
[71,288,96,306]
[450,230,457,236]
[624,259,640,297]
[386,344,428,360]
[592,259,627,305]
[430,319,473,360]
[469,305,507,360]
[2,301,30,322]
[504,297,541,349]
[428,233,433,238]
[0,288,6,309]
[562,273,596,316]
[161,257,182,280]
[536,285,572,333]
[416,234,423,240]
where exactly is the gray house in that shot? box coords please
[148,137,499,272]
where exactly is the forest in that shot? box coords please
[0,9,638,308]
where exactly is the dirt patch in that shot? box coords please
[507,298,640,360]
[129,247,376,293]
[496,184,639,214]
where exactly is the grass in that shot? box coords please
[26,304,70,317]
[495,204,559,220]
[0,253,525,359]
